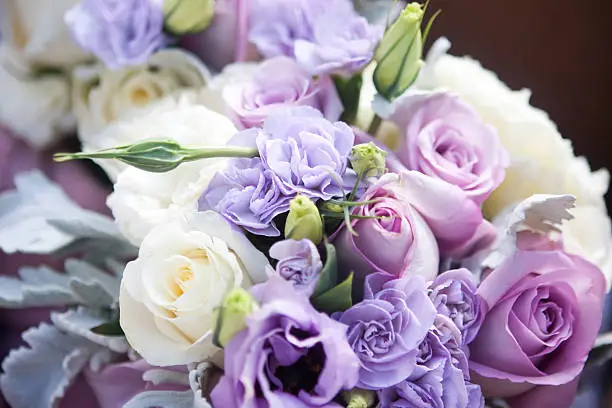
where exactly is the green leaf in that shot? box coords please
[312,242,338,298]
[333,73,363,125]
[90,320,123,337]
[311,272,354,314]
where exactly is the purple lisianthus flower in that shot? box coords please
[202,157,290,236]
[65,0,167,69]
[429,268,486,346]
[201,107,354,235]
[380,315,484,408]
[268,239,323,296]
[334,272,437,389]
[211,276,360,408]
[249,0,381,75]
[257,107,355,201]
[224,57,343,129]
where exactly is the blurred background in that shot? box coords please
[427,0,612,208]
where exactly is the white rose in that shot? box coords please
[106,97,237,245]
[120,211,270,366]
[419,38,612,286]
[0,0,91,68]
[0,46,73,148]
[73,49,212,143]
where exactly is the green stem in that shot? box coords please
[348,171,365,202]
[367,114,383,137]
[185,146,259,160]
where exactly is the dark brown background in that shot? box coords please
[425,0,612,206]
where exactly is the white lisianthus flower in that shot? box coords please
[419,38,612,287]
[0,46,74,148]
[106,95,237,245]
[0,0,91,68]
[119,211,270,366]
[73,49,212,143]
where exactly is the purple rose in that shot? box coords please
[249,0,381,75]
[268,239,323,296]
[202,107,354,235]
[429,268,486,346]
[469,246,606,408]
[392,93,509,205]
[334,174,440,291]
[223,57,343,129]
[335,272,437,389]
[256,107,354,201]
[65,0,167,69]
[211,276,360,408]
[180,0,260,71]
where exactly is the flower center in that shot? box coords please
[359,321,394,357]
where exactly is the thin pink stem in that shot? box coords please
[234,0,249,62]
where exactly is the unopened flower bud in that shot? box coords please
[213,288,258,347]
[163,0,215,35]
[373,2,425,100]
[285,195,323,245]
[342,388,376,408]
[54,140,258,173]
[350,142,388,177]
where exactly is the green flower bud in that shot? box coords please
[164,0,216,35]
[373,2,425,100]
[54,140,259,173]
[350,142,388,177]
[285,195,324,245]
[213,288,259,347]
[342,388,376,408]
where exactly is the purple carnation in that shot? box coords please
[334,272,437,389]
[269,239,323,296]
[211,276,360,408]
[249,0,381,75]
[202,107,355,235]
[429,268,486,345]
[224,57,343,129]
[65,0,167,69]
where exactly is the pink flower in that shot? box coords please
[469,239,606,408]
[392,93,509,205]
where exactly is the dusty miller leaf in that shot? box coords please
[0,323,112,408]
[0,170,135,257]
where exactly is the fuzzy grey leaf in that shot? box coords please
[0,268,74,308]
[65,259,121,299]
[0,323,98,408]
[123,390,206,408]
[69,279,115,308]
[0,170,132,256]
[50,308,129,353]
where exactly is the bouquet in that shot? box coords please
[1,1,611,407]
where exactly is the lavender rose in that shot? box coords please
[268,238,323,296]
[335,272,437,389]
[392,93,509,205]
[249,0,381,75]
[223,57,343,129]
[211,276,360,407]
[429,268,486,346]
[65,0,167,69]
[333,173,439,295]
[469,245,606,407]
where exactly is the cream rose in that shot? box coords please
[418,38,612,286]
[0,46,73,148]
[73,49,212,143]
[119,211,270,366]
[106,95,237,245]
[0,0,91,68]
